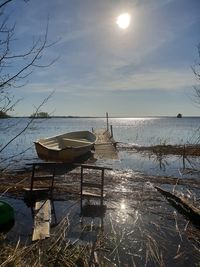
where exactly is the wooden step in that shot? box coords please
[82,190,106,198]
[24,187,51,192]
[74,163,112,171]
[82,182,102,189]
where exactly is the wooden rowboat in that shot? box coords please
[34,131,96,162]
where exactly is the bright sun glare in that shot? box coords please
[116,13,131,29]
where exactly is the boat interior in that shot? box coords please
[40,137,93,150]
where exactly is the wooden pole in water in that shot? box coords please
[183,145,186,169]
[106,112,109,131]
[110,125,113,138]
[100,169,105,206]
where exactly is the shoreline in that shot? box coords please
[2,115,200,119]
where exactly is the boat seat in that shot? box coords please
[40,142,61,150]
[42,139,56,143]
[62,138,92,145]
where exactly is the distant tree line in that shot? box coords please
[30,112,50,118]
[0,111,10,118]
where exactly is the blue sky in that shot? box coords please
[7,0,200,116]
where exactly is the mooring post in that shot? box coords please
[30,164,36,194]
[182,145,186,169]
[80,166,83,210]
[100,169,105,206]
[110,125,113,138]
[106,112,109,131]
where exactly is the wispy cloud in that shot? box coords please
[25,67,194,97]
[108,69,195,92]
[9,0,200,116]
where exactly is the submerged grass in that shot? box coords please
[0,217,92,267]
[0,214,117,267]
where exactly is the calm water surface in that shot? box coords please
[1,117,200,176]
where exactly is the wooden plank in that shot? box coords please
[155,186,200,225]
[94,129,118,159]
[74,163,112,170]
[82,190,106,198]
[32,199,51,241]
[24,188,51,196]
[24,187,50,192]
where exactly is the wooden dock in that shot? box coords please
[94,129,118,159]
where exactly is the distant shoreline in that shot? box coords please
[2,115,200,119]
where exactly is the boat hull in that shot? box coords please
[34,131,96,163]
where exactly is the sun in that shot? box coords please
[116,13,131,29]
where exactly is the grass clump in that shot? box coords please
[0,218,91,267]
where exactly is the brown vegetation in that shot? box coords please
[120,143,200,156]
[1,165,200,266]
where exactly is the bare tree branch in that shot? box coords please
[0,1,57,168]
[0,4,58,114]
[192,44,200,106]
[0,90,55,153]
[0,22,56,89]
[0,0,12,10]
[0,0,29,10]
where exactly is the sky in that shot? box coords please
[5,0,200,117]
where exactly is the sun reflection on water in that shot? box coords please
[120,201,126,210]
[116,200,129,224]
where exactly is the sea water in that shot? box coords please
[1,117,200,176]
